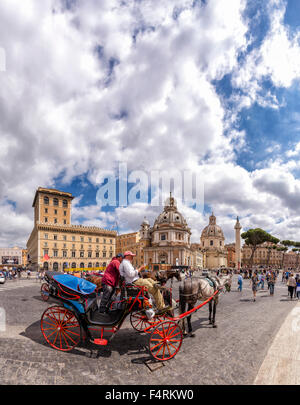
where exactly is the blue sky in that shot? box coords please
[1,0,300,246]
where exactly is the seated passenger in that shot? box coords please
[99,254,123,313]
[119,251,170,315]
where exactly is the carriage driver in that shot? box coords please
[99,253,123,313]
[119,251,171,315]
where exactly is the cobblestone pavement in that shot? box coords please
[0,275,297,385]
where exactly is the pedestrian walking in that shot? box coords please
[296,277,300,300]
[269,272,276,296]
[260,273,265,290]
[238,272,243,292]
[295,274,299,298]
[285,271,289,282]
[287,273,296,300]
[251,271,259,302]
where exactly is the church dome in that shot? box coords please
[154,195,188,228]
[201,213,224,239]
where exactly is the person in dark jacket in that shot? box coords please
[99,254,123,313]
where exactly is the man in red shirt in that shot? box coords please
[99,254,123,313]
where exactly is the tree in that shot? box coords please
[241,229,279,267]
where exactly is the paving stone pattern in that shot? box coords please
[0,276,297,385]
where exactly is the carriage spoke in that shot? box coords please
[162,341,166,359]
[62,327,79,347]
[167,341,179,351]
[168,331,181,339]
[154,341,165,357]
[165,341,172,357]
[59,329,63,349]
[45,328,59,339]
[150,340,164,351]
[42,326,57,331]
[166,325,177,337]
[63,327,80,337]
[52,329,59,346]
[43,319,57,327]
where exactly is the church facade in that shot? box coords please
[140,195,197,269]
[200,213,227,269]
[133,196,241,270]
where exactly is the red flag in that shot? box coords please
[43,254,50,261]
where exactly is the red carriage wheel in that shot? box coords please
[41,306,81,352]
[149,321,183,361]
[130,310,151,332]
[41,283,50,301]
[130,310,167,333]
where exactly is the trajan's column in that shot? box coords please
[234,217,242,270]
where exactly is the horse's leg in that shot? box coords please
[208,301,212,324]
[186,303,195,337]
[179,292,187,336]
[212,299,217,328]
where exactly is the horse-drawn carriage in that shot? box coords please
[39,270,231,361]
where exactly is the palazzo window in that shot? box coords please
[53,198,59,206]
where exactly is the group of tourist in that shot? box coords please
[285,272,300,300]
[237,268,300,301]
[1,266,26,280]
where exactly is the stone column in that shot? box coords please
[234,217,242,270]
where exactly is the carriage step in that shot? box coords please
[92,338,108,346]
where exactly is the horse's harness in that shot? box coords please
[179,276,221,299]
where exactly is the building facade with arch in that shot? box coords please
[27,188,117,271]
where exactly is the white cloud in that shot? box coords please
[0,0,300,248]
[232,0,300,109]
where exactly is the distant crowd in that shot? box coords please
[236,267,300,301]
[0,266,41,280]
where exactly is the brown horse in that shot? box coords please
[142,268,184,284]
[179,274,232,337]
[85,274,103,291]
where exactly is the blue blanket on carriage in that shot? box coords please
[53,274,96,295]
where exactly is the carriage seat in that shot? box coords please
[88,308,125,326]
